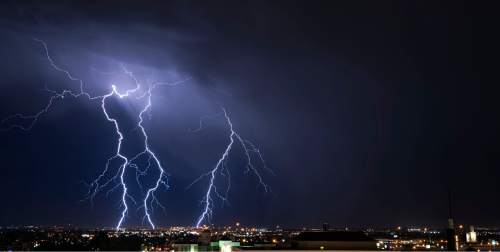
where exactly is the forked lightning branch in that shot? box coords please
[0,39,272,230]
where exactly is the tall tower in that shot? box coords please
[446,191,457,251]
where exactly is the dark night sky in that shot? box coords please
[0,1,490,229]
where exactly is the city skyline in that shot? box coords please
[2,223,499,251]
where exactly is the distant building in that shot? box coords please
[210,240,240,252]
[446,218,457,251]
[171,243,198,252]
[292,231,377,250]
[466,226,477,243]
[174,238,239,252]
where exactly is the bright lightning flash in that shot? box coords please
[0,39,187,230]
[188,107,273,228]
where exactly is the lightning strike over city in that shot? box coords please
[0,37,272,230]
[188,107,272,227]
[0,39,182,230]
[0,2,488,251]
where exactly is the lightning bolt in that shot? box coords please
[0,38,187,230]
[188,107,273,227]
[2,38,271,229]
